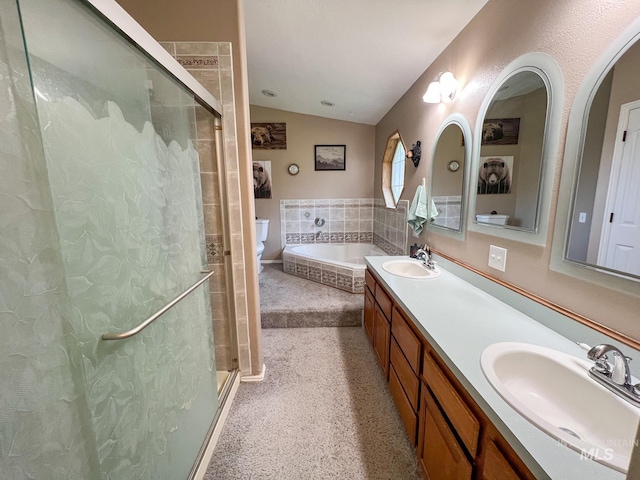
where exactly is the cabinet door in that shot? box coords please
[418,388,472,480]
[479,439,521,480]
[363,286,374,343]
[373,304,390,379]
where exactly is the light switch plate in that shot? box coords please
[489,245,507,272]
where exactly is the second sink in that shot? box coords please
[381,259,441,279]
[481,342,640,473]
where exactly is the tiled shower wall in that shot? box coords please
[163,41,251,375]
[432,195,462,231]
[280,198,408,255]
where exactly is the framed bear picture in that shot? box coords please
[478,156,513,194]
[253,161,272,198]
[481,118,520,145]
[251,123,287,149]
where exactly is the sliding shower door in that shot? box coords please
[12,0,221,478]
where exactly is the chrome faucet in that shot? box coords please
[415,245,436,270]
[587,344,640,406]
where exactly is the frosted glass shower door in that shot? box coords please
[17,0,220,478]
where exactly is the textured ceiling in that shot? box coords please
[243,0,489,125]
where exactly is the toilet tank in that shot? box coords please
[255,218,269,243]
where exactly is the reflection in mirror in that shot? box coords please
[431,123,465,231]
[565,39,640,280]
[474,71,548,231]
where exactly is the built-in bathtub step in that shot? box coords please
[259,264,364,328]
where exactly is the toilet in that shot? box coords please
[255,218,269,273]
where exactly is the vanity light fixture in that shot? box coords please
[423,71,458,104]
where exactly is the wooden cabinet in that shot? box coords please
[363,267,536,480]
[418,388,472,480]
[363,286,374,342]
[373,304,390,379]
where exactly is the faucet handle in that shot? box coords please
[593,355,611,374]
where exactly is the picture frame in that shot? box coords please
[481,117,520,145]
[478,155,513,194]
[314,145,346,171]
[251,122,287,149]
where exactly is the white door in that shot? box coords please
[600,101,640,275]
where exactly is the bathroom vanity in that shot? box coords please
[363,256,632,480]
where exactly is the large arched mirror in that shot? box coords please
[468,53,563,246]
[429,114,472,238]
[552,18,640,293]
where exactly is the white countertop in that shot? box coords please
[365,256,627,480]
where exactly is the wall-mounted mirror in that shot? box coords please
[553,20,640,289]
[475,70,547,231]
[429,114,472,238]
[468,53,563,246]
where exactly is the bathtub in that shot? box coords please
[282,243,386,293]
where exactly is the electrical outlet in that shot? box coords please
[488,245,507,272]
[579,212,587,223]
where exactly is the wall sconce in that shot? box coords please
[406,140,422,167]
[422,71,458,103]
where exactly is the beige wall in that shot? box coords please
[251,106,376,260]
[116,0,263,375]
[375,0,640,341]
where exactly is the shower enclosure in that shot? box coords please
[0,0,235,478]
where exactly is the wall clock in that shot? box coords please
[447,160,460,172]
[288,163,300,175]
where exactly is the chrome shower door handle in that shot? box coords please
[102,270,214,340]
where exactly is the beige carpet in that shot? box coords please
[205,327,421,479]
[259,264,364,328]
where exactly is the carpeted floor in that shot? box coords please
[259,263,364,328]
[205,327,421,479]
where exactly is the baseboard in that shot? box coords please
[192,373,241,480]
[240,363,266,382]
[262,260,283,264]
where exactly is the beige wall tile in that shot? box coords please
[175,42,218,55]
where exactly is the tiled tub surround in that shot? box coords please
[432,195,462,231]
[282,243,386,293]
[280,198,408,255]
[280,198,408,292]
[280,198,374,246]
[373,198,409,256]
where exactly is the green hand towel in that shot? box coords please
[407,185,440,237]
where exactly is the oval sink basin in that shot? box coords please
[481,342,640,473]
[381,259,441,279]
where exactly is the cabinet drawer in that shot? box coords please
[389,366,417,445]
[365,269,376,294]
[423,352,480,457]
[420,388,472,480]
[390,339,419,411]
[391,307,421,374]
[375,283,393,320]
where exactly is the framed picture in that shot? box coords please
[478,155,513,194]
[253,161,272,198]
[314,145,346,171]
[481,118,520,145]
[251,122,286,149]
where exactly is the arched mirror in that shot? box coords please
[553,18,640,291]
[429,114,472,238]
[468,53,563,246]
